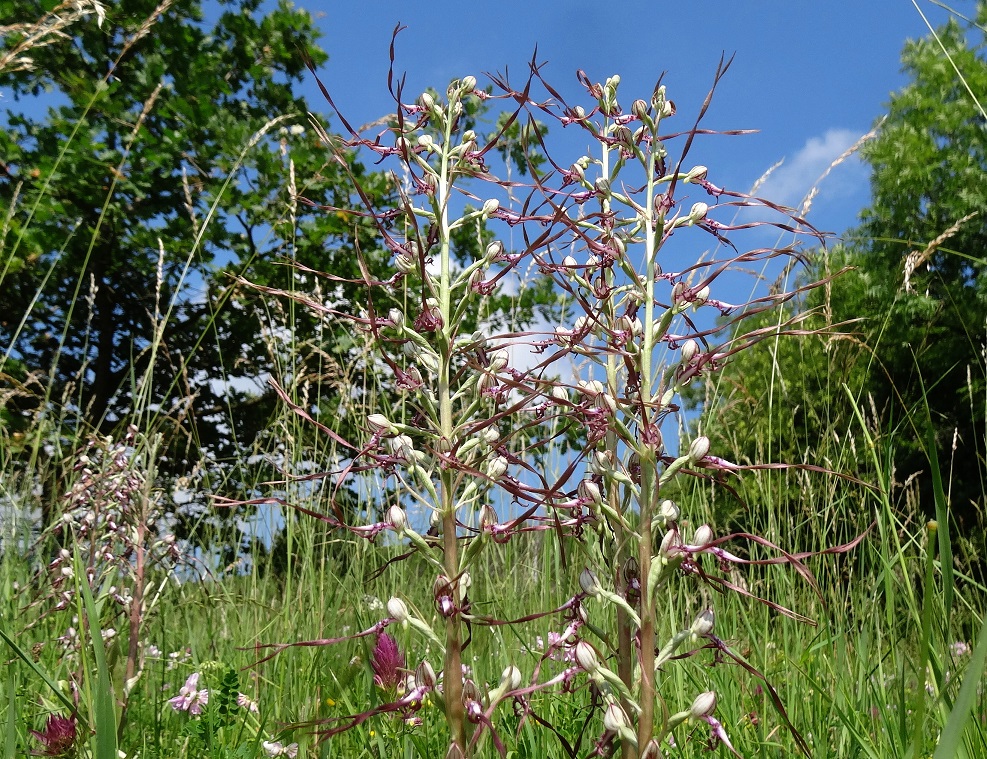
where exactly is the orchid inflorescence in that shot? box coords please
[246,41,845,759]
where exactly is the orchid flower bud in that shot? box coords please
[603,701,631,733]
[691,524,714,549]
[551,385,570,403]
[481,199,500,217]
[489,349,509,372]
[554,325,573,346]
[690,608,715,637]
[368,414,396,435]
[579,567,603,597]
[387,597,409,624]
[689,690,717,719]
[688,202,709,224]
[658,499,680,523]
[687,436,710,464]
[479,426,500,446]
[480,504,498,531]
[485,456,509,480]
[387,505,408,534]
[681,339,699,362]
[500,665,522,691]
[659,528,681,559]
[578,479,602,505]
[485,241,504,262]
[574,641,600,673]
[684,165,708,183]
[395,253,416,273]
[416,660,437,688]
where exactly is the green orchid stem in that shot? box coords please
[434,89,467,757]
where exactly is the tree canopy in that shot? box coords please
[692,4,987,532]
[0,0,400,536]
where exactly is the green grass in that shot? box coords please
[3,443,985,759]
[2,5,985,757]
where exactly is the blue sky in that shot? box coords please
[307,0,965,243]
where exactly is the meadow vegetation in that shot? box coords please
[1,2,985,758]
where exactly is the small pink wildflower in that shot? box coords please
[168,672,209,715]
[29,714,76,757]
[950,641,971,657]
[237,693,259,713]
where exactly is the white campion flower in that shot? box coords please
[262,741,298,757]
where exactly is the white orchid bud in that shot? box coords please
[579,567,603,596]
[603,702,631,733]
[386,308,404,329]
[688,202,709,224]
[681,339,699,362]
[387,597,410,623]
[368,414,396,434]
[658,499,680,523]
[578,479,602,505]
[387,505,408,534]
[684,165,708,183]
[551,385,570,403]
[479,426,500,446]
[691,524,714,549]
[485,241,504,261]
[690,608,715,637]
[689,690,717,719]
[659,529,681,559]
[574,641,600,673]
[416,660,437,688]
[395,253,416,273]
[481,199,500,217]
[485,456,509,480]
[501,665,522,691]
[489,350,509,372]
[687,436,710,464]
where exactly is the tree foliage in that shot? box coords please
[693,5,987,531]
[0,0,398,539]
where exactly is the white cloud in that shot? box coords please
[756,128,867,209]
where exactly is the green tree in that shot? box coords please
[693,5,987,533]
[0,0,396,537]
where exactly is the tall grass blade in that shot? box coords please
[75,554,117,759]
[933,612,987,759]
[912,522,938,758]
[925,426,954,618]
[4,668,15,759]
[0,626,77,717]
